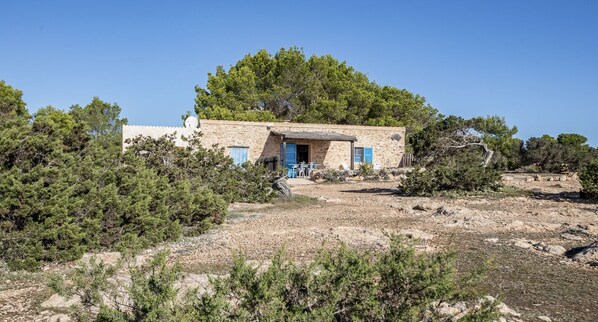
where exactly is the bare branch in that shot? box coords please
[447,142,494,167]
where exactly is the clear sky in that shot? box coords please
[2,1,597,145]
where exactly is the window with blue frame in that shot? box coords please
[354,147,373,163]
[229,147,249,165]
[354,147,364,163]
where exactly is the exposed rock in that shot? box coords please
[505,220,525,230]
[435,302,463,317]
[560,233,584,241]
[512,239,533,249]
[537,316,552,322]
[272,177,293,197]
[497,302,521,317]
[40,294,81,309]
[534,175,543,181]
[544,245,567,255]
[533,241,547,250]
[485,238,499,243]
[570,241,598,265]
[176,273,211,291]
[435,206,455,216]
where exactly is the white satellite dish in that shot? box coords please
[184,116,199,128]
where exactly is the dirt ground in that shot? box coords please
[1,174,597,321]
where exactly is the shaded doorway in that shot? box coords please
[297,144,309,163]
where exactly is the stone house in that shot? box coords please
[122,118,406,170]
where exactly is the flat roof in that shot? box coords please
[271,130,357,142]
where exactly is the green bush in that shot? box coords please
[358,162,375,176]
[52,237,500,321]
[0,82,276,270]
[125,133,276,204]
[580,161,598,201]
[399,153,502,196]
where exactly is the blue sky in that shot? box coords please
[2,1,597,145]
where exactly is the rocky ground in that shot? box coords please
[1,173,597,321]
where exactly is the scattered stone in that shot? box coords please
[272,177,293,197]
[502,175,514,182]
[512,239,533,249]
[533,175,543,181]
[41,294,80,309]
[533,241,547,250]
[412,204,431,211]
[537,316,552,322]
[570,241,598,265]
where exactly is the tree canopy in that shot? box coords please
[194,47,439,133]
[0,80,29,119]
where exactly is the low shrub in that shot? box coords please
[311,169,351,182]
[51,236,500,321]
[357,162,375,176]
[311,168,391,182]
[580,161,598,201]
[399,153,503,196]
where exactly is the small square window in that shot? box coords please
[354,147,373,163]
[229,147,249,165]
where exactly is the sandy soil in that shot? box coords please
[1,174,597,321]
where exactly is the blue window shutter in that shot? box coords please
[230,147,248,165]
[241,148,248,164]
[285,144,297,168]
[364,147,373,163]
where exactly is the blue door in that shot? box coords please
[284,143,297,167]
[281,143,297,177]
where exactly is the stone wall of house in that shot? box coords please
[198,120,405,169]
[122,120,405,169]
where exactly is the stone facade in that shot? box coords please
[123,120,406,169]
